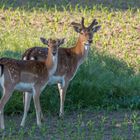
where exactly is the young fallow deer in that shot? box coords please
[0,38,65,129]
[22,17,101,119]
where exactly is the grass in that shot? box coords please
[1,109,140,139]
[0,0,139,139]
[0,0,139,113]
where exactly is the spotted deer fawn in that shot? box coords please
[0,38,65,129]
[22,17,101,118]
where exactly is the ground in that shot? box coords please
[1,109,140,140]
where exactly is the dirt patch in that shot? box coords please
[0,109,140,139]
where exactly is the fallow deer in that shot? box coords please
[0,38,65,129]
[22,17,101,119]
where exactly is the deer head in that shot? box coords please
[40,37,65,73]
[71,17,101,45]
[40,37,65,56]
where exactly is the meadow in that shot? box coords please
[0,0,139,139]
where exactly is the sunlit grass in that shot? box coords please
[0,1,139,139]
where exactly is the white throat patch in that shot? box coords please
[49,54,58,76]
[84,43,90,50]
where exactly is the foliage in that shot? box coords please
[0,0,139,114]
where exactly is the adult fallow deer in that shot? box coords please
[22,17,101,118]
[0,38,65,129]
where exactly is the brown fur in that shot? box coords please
[0,58,49,84]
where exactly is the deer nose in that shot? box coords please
[88,40,93,44]
[52,52,56,55]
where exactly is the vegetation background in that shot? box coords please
[0,0,139,114]
[0,0,140,139]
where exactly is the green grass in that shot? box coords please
[0,0,139,114]
[0,1,139,139]
[1,110,140,139]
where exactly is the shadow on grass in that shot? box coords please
[1,50,21,59]
[0,48,139,114]
[66,50,140,109]
[0,0,140,11]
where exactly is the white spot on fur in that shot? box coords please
[23,57,27,60]
[30,57,35,60]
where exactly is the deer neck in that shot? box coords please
[73,35,90,62]
[45,49,58,76]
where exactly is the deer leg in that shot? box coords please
[0,88,13,129]
[22,92,44,126]
[40,109,45,122]
[33,87,42,127]
[57,81,69,118]
[20,92,32,127]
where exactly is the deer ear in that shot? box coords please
[71,22,82,33]
[92,25,101,33]
[40,37,48,45]
[73,26,82,33]
[58,38,65,46]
